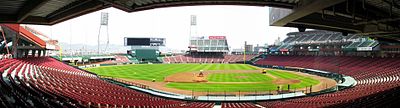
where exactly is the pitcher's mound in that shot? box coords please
[164,72,208,82]
[235,76,249,79]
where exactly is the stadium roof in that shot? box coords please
[270,0,400,41]
[0,0,298,25]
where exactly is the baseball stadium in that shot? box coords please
[1,0,400,108]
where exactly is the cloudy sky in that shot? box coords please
[28,6,297,51]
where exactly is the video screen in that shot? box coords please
[126,38,150,46]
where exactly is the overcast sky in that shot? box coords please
[28,6,297,50]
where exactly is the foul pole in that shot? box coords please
[244,41,246,64]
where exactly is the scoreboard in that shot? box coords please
[124,37,165,46]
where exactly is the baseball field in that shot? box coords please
[86,64,326,93]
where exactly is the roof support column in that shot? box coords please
[43,50,46,57]
[32,50,36,57]
[12,32,19,58]
[24,50,29,58]
[38,50,42,57]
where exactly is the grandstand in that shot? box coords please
[255,55,400,107]
[270,30,380,56]
[53,54,134,66]
[250,30,400,107]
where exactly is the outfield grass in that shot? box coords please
[86,64,319,92]
[165,70,320,92]
[207,73,273,82]
[85,64,258,81]
[267,70,320,89]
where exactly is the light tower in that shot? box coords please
[97,12,109,54]
[190,15,198,39]
[188,15,198,52]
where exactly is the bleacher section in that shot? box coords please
[95,55,133,64]
[123,54,139,63]
[163,54,258,63]
[53,54,135,65]
[255,56,400,107]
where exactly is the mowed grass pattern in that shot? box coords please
[207,73,273,82]
[267,70,320,89]
[85,64,258,81]
[166,70,320,92]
